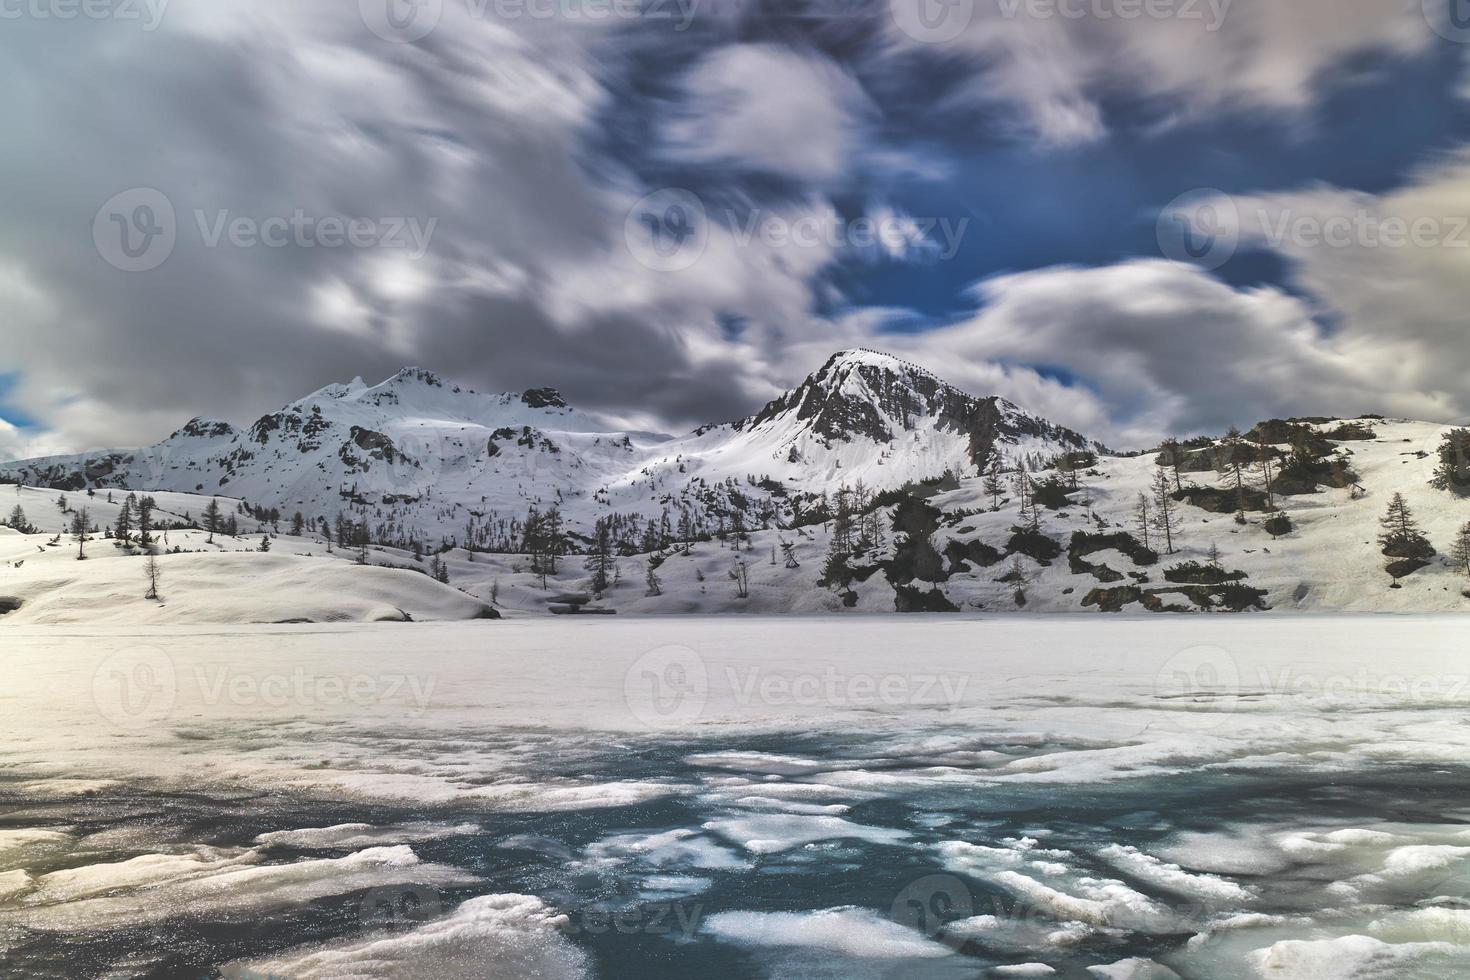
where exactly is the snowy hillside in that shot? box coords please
[0,351,1095,545]
[6,354,1470,618]
[311,414,1470,617]
[0,486,497,624]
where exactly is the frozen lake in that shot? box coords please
[4,616,1470,978]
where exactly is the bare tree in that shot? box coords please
[1217,427,1251,524]
[144,554,162,600]
[202,498,222,544]
[1151,470,1181,555]
[1134,493,1152,552]
[70,507,90,560]
[729,558,749,599]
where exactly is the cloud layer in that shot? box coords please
[0,0,1467,455]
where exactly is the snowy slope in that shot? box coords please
[368,415,1470,617]
[7,363,1470,618]
[0,352,1096,542]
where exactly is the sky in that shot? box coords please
[2,0,1470,457]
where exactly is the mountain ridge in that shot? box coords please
[0,350,1098,541]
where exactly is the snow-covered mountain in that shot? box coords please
[6,411,1470,619]
[0,351,1098,542]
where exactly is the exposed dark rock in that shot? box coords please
[1163,561,1248,585]
[894,585,960,613]
[522,387,568,409]
[945,537,1005,574]
[1174,485,1272,514]
[1006,529,1062,564]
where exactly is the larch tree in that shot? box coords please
[1378,492,1432,557]
[202,498,222,544]
[584,517,616,595]
[5,504,29,534]
[983,470,1005,511]
[1134,493,1152,552]
[1216,427,1251,524]
[1431,429,1470,494]
[1151,470,1181,555]
[144,554,162,600]
[1449,522,1470,576]
[70,506,90,560]
[115,496,132,543]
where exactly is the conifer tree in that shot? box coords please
[144,554,162,600]
[1378,492,1431,557]
[5,504,30,534]
[1134,493,1152,552]
[1449,522,1470,576]
[1151,470,1180,554]
[1217,427,1250,524]
[71,507,89,560]
[114,497,132,543]
[203,498,222,544]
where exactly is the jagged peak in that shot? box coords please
[170,417,238,440]
[826,348,933,374]
[383,367,444,388]
[521,387,568,410]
